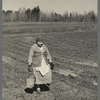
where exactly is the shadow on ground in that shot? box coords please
[24,84,50,94]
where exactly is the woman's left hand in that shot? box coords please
[50,62,54,70]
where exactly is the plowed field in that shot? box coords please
[2,22,97,100]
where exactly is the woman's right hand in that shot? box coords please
[28,65,33,72]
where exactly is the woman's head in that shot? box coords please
[36,37,43,47]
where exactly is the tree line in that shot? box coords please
[2,6,97,22]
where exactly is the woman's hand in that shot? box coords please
[47,59,52,63]
[47,59,54,70]
[28,64,33,72]
[50,62,54,70]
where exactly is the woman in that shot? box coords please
[28,37,52,93]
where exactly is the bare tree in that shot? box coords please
[2,7,97,22]
[18,8,23,22]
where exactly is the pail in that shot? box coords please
[26,75,35,88]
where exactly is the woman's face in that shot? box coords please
[37,41,43,47]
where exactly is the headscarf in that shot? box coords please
[36,37,43,43]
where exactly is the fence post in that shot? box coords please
[66,27,68,32]
[41,28,42,33]
[59,27,60,33]
[51,27,52,33]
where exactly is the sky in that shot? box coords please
[3,0,97,14]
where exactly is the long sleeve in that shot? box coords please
[46,46,52,62]
[28,46,34,64]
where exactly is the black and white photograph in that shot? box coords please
[2,0,98,100]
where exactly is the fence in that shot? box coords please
[3,23,97,34]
